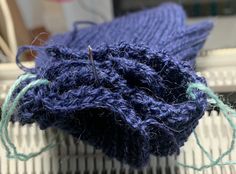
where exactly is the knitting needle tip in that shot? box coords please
[87,46,99,84]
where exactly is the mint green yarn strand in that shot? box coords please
[178,131,236,170]
[8,142,57,161]
[1,74,36,127]
[4,80,50,158]
[178,83,236,171]
[0,74,36,154]
[0,74,37,156]
[0,73,57,161]
[1,74,36,115]
[193,131,213,162]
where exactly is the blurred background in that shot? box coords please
[1,0,236,63]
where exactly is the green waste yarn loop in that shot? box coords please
[178,83,236,170]
[0,73,56,161]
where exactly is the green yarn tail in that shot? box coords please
[0,73,56,161]
[0,74,236,170]
[178,83,236,170]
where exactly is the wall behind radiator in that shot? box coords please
[63,0,113,30]
[15,0,44,29]
[15,0,113,33]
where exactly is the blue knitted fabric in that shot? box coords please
[13,3,213,167]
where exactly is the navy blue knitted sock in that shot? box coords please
[13,3,213,168]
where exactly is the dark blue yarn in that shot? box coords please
[13,3,213,168]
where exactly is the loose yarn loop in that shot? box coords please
[178,83,236,170]
[0,74,56,161]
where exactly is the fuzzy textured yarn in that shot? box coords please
[9,3,214,167]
